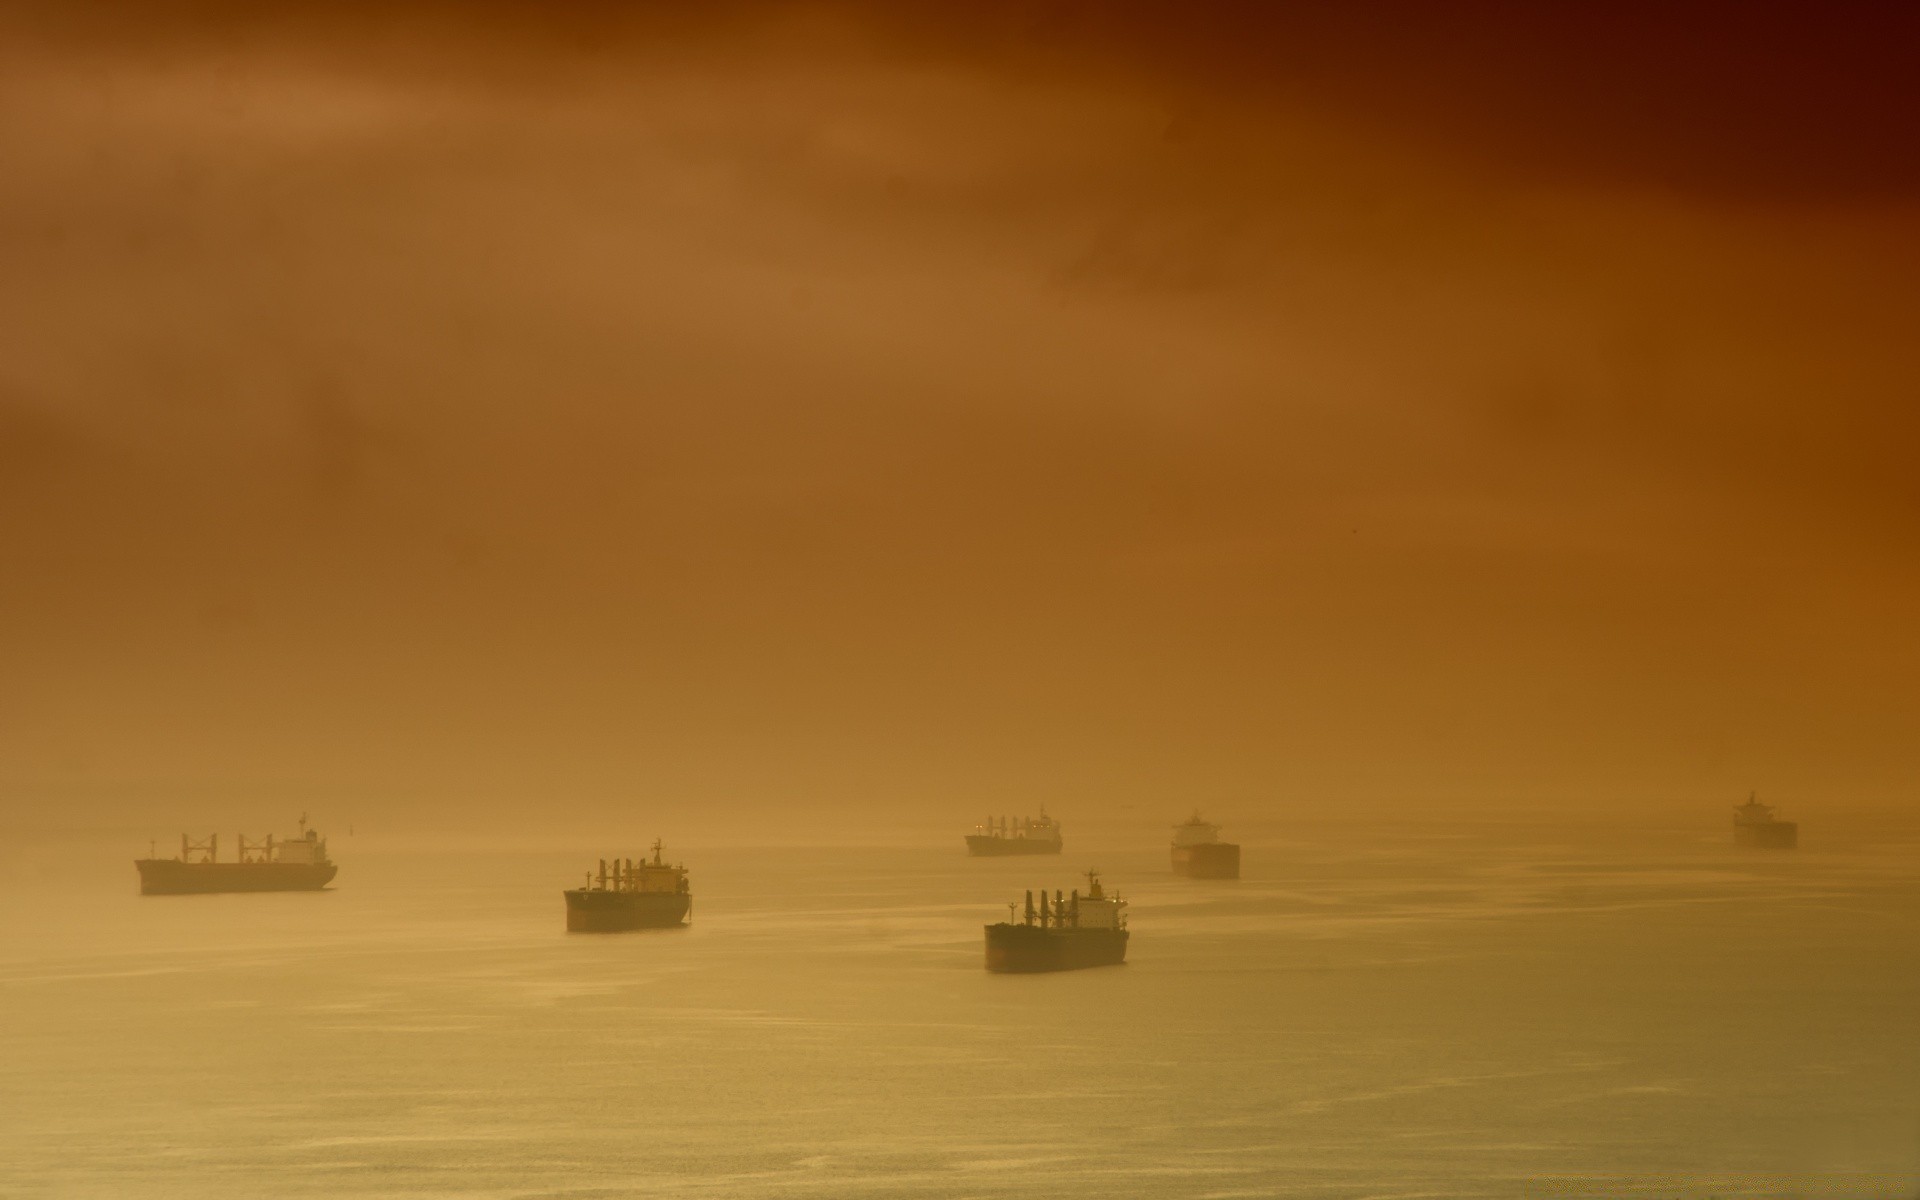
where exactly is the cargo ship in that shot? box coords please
[1733,793,1798,849]
[1171,813,1240,878]
[135,816,336,894]
[564,840,692,931]
[965,809,1063,856]
[985,869,1128,972]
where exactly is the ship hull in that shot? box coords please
[1735,821,1798,849]
[135,860,337,894]
[984,923,1127,972]
[1172,842,1241,879]
[564,890,692,932]
[965,835,1062,856]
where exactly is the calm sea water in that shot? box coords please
[2,818,1917,1198]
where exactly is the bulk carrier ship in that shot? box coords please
[985,870,1128,972]
[1171,813,1241,879]
[965,809,1063,856]
[1733,793,1798,849]
[135,817,336,894]
[564,840,692,931]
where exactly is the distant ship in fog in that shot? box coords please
[965,810,1063,856]
[135,816,336,894]
[985,870,1128,972]
[1171,813,1240,878]
[564,840,692,931]
[1733,793,1798,849]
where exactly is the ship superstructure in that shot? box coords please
[135,816,337,894]
[984,869,1128,972]
[965,809,1063,856]
[564,840,692,931]
[1171,813,1241,879]
[1733,793,1798,849]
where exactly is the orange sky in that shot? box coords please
[3,2,1917,833]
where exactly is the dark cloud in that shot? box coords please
[970,1,1920,203]
[11,1,1918,202]
[1,0,1915,831]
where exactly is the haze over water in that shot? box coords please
[4,4,1919,1196]
[4,816,1917,1198]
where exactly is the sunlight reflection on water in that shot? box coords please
[1,822,1916,1198]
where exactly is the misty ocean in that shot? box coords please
[2,819,1916,1199]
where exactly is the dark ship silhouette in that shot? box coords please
[1171,813,1240,878]
[985,870,1128,972]
[965,809,1063,856]
[135,817,336,894]
[564,840,692,931]
[1733,793,1798,849]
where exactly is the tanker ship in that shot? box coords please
[985,869,1128,972]
[564,840,692,931]
[1171,813,1241,879]
[1733,793,1798,849]
[135,817,336,894]
[965,809,1063,856]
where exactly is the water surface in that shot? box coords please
[2,820,1916,1198]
